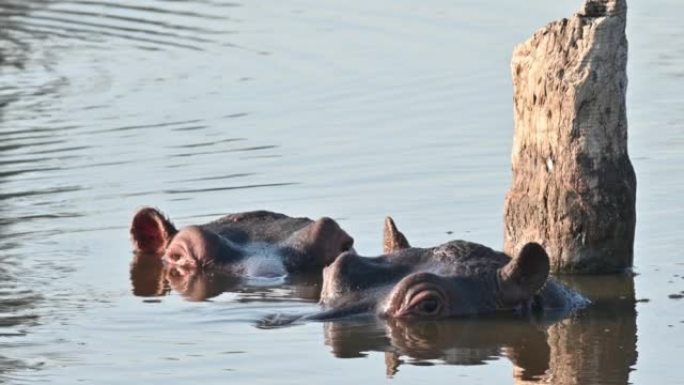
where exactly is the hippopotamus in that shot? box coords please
[129,207,354,278]
[318,217,587,319]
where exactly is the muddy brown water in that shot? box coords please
[0,0,682,384]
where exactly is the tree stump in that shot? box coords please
[503,0,636,274]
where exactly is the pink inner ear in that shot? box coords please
[131,209,171,254]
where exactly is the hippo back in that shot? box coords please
[202,211,312,245]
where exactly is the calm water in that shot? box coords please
[0,0,683,384]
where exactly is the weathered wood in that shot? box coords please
[503,0,636,274]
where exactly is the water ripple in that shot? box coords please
[173,172,255,183]
[0,0,239,52]
[163,182,298,195]
[0,186,83,201]
[86,119,205,135]
[167,138,245,150]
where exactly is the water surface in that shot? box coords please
[0,0,683,384]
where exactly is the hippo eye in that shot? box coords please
[417,298,440,314]
[404,290,444,317]
[388,273,450,319]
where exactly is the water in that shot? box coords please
[0,0,682,383]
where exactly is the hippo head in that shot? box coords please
[129,207,354,274]
[319,217,550,319]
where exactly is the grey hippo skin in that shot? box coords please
[319,217,587,320]
[130,207,354,277]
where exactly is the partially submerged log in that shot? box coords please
[503,0,636,274]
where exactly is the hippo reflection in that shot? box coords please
[130,207,353,277]
[324,318,551,379]
[319,218,587,319]
[130,252,322,302]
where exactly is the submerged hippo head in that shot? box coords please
[319,217,582,319]
[130,207,354,276]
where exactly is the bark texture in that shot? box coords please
[504,0,636,273]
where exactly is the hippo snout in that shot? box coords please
[164,226,240,268]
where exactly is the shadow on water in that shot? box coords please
[320,275,637,385]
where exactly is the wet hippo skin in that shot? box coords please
[319,217,587,320]
[130,207,354,277]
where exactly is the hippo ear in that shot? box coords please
[383,217,410,253]
[497,243,550,306]
[130,207,178,254]
[301,217,354,267]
